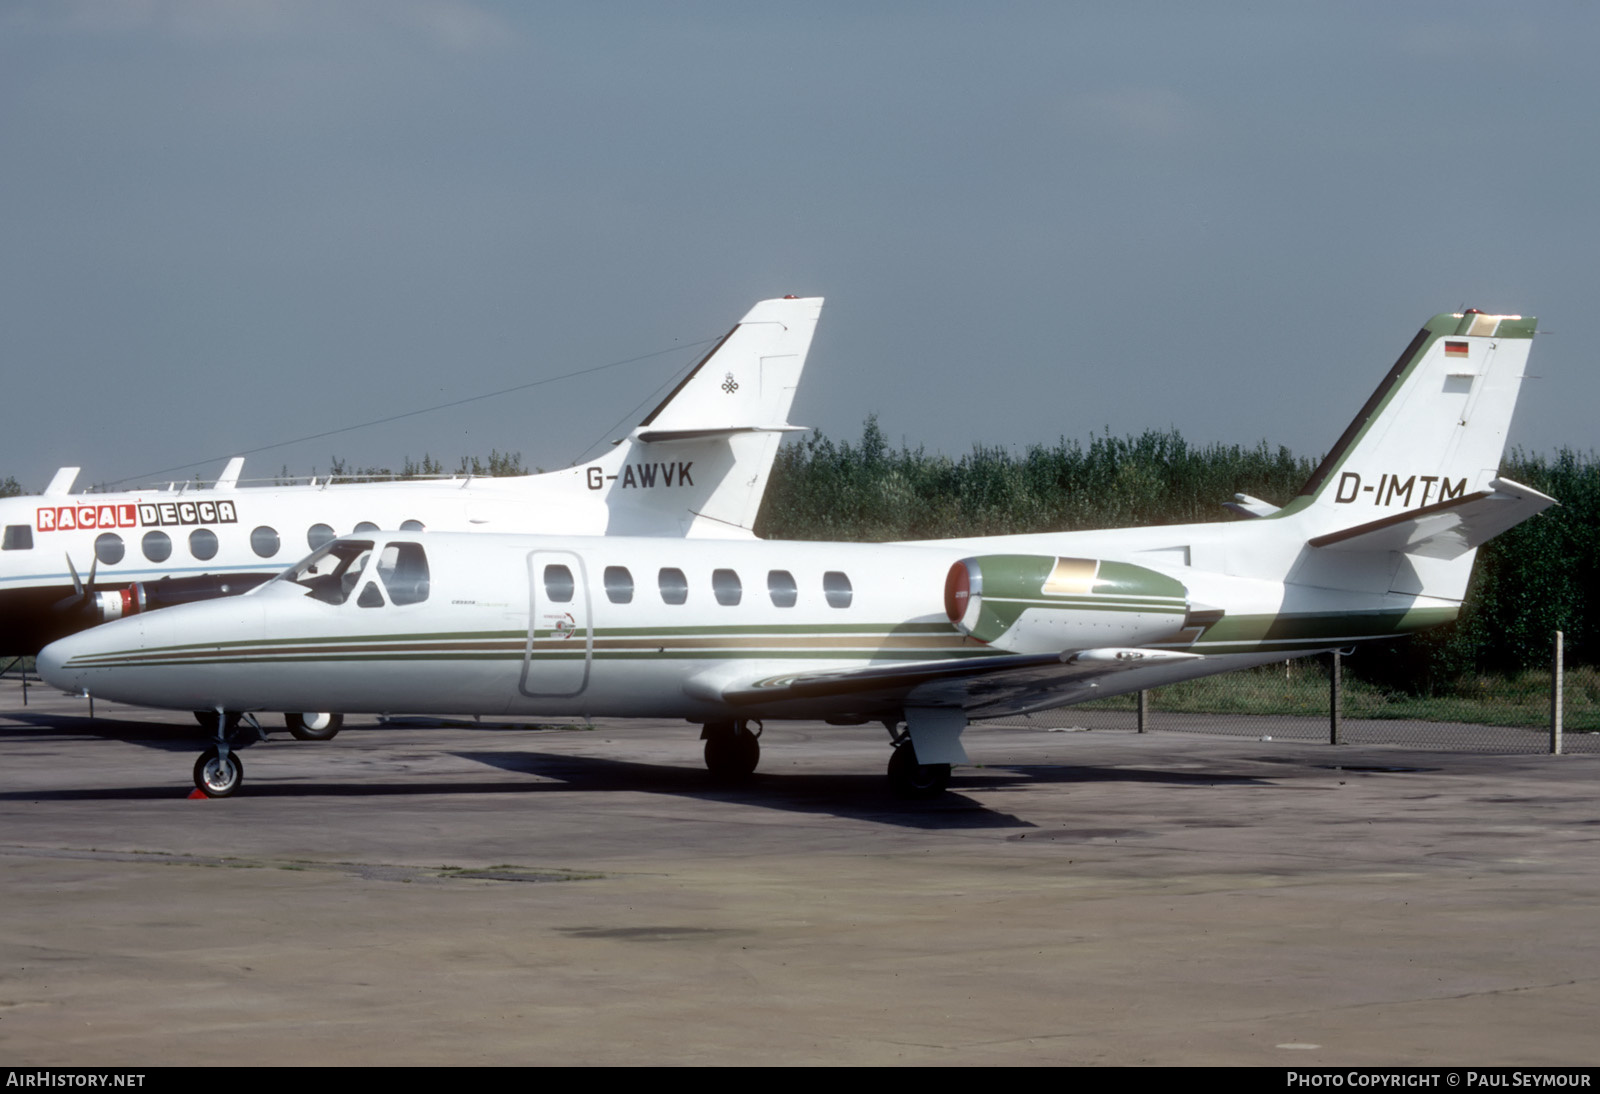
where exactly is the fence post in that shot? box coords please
[1551,630,1564,756]
[1137,689,1149,734]
[1329,651,1342,745]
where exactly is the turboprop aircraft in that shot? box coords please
[1,296,822,677]
[38,310,1555,798]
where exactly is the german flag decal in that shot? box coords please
[1445,340,1470,358]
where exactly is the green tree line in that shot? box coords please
[754,419,1597,691]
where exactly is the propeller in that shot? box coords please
[53,551,99,616]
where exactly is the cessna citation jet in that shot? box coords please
[4,295,820,686]
[39,311,1554,799]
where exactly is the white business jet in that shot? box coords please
[39,311,1553,798]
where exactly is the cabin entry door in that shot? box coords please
[519,550,592,698]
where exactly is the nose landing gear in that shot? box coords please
[193,748,244,797]
[191,709,268,798]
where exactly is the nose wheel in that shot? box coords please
[193,747,244,798]
[189,709,266,797]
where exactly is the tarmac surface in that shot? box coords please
[2,678,1597,1066]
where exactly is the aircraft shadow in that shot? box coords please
[450,748,1034,829]
[1,721,1272,828]
[0,712,209,750]
[0,742,1065,829]
[982,762,1270,787]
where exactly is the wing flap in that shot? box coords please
[710,647,1204,714]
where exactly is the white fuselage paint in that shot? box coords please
[36,523,1458,724]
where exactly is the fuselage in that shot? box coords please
[37,523,1462,724]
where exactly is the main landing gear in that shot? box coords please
[285,712,344,741]
[702,719,761,779]
[885,724,951,799]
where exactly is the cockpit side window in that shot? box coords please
[376,542,430,605]
[2,525,33,551]
[275,539,376,605]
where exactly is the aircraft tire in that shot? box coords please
[193,748,243,798]
[285,712,343,741]
[192,710,242,732]
[703,723,760,779]
[887,743,950,799]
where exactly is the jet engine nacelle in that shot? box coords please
[91,573,276,624]
[944,554,1192,654]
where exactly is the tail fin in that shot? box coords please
[590,296,822,537]
[1286,311,1539,531]
[1281,311,1553,599]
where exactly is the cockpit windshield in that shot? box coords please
[272,539,376,605]
[268,538,431,607]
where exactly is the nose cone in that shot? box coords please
[36,632,88,694]
[35,596,267,710]
[37,613,151,698]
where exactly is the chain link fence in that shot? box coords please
[988,639,1600,754]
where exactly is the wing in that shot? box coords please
[699,646,1204,720]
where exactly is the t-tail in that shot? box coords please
[584,296,822,537]
[1275,310,1554,601]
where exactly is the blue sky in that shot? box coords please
[2,2,1593,490]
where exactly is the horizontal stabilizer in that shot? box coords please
[631,424,809,444]
[1224,493,1280,518]
[1307,477,1556,560]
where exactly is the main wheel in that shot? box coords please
[285,712,343,741]
[703,723,761,779]
[193,747,243,798]
[887,742,950,799]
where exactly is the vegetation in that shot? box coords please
[756,417,1312,542]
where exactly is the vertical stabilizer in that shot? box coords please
[1287,311,1536,533]
[592,296,823,537]
[1281,311,1544,601]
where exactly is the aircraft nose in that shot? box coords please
[36,635,84,693]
